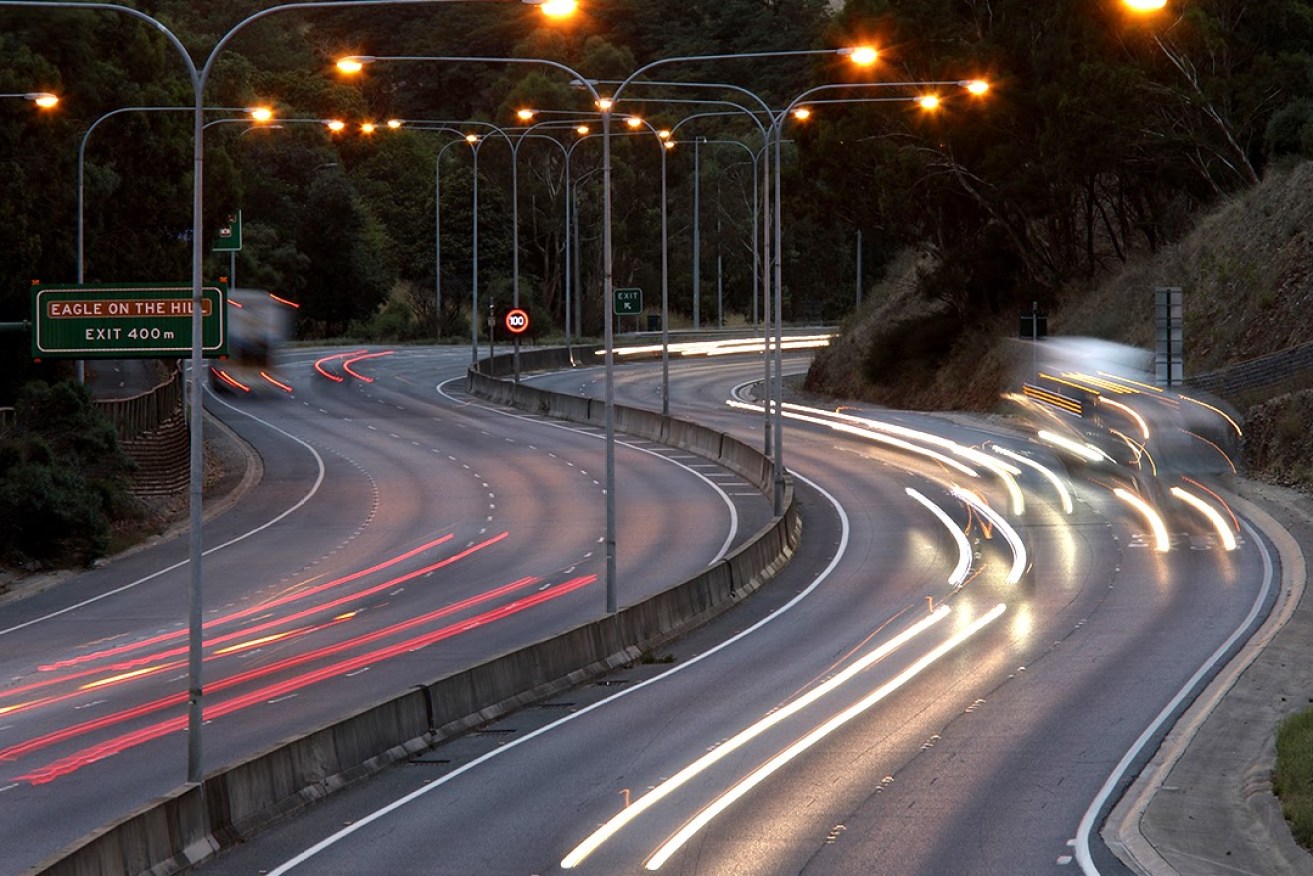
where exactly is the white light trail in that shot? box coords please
[1112,487,1171,552]
[1179,394,1243,437]
[726,400,979,478]
[644,603,1008,870]
[779,403,1026,515]
[905,488,973,587]
[1099,397,1150,440]
[1169,486,1237,551]
[951,487,1028,584]
[991,445,1073,514]
[1037,429,1112,463]
[559,605,953,869]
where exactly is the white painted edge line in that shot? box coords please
[1074,512,1276,874]
[267,469,850,875]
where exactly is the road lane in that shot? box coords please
[204,350,1274,876]
[0,346,756,872]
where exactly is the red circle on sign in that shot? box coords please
[504,308,530,335]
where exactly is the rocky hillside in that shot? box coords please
[805,159,1313,485]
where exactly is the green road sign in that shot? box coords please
[614,287,642,316]
[214,210,242,252]
[32,283,227,359]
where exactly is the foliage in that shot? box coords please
[1,1,1309,404]
[0,380,138,567]
[1276,706,1313,849]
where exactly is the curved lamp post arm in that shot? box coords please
[0,0,561,788]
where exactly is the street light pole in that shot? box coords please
[0,0,573,787]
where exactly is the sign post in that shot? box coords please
[504,307,530,384]
[32,282,227,359]
[614,287,642,333]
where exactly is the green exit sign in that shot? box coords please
[614,287,642,316]
[32,283,227,359]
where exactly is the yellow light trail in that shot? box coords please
[79,661,184,691]
[1096,371,1164,394]
[559,606,953,869]
[643,603,1008,870]
[1179,394,1243,437]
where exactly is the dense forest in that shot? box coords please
[2,0,1311,408]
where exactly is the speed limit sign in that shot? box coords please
[504,308,530,335]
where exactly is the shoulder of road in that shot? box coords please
[1110,478,1313,875]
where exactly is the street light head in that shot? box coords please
[360,121,376,134]
[842,45,879,67]
[27,92,59,109]
[792,107,812,121]
[465,133,479,143]
[325,119,346,132]
[1123,0,1168,11]
[596,97,613,112]
[522,0,577,17]
[335,56,371,74]
[516,108,536,122]
[663,140,676,151]
[249,106,275,123]
[575,124,590,135]
[386,118,403,129]
[625,116,643,129]
[964,79,990,96]
[918,95,941,111]
[657,129,671,140]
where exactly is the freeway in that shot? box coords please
[0,346,766,873]
[202,349,1274,875]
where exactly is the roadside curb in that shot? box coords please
[1106,479,1313,875]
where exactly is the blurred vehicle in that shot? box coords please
[209,287,296,395]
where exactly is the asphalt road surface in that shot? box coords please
[0,346,769,873]
[196,350,1273,876]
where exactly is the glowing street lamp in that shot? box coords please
[527,0,576,16]
[1123,0,1168,10]
[1,90,59,107]
[0,0,584,791]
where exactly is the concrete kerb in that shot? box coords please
[34,349,796,876]
[1105,480,1310,876]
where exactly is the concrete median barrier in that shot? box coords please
[36,346,797,876]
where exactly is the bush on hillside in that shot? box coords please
[0,380,139,568]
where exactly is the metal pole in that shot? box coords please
[511,137,520,382]
[435,152,442,341]
[187,59,205,790]
[660,139,669,416]
[761,139,772,456]
[470,140,479,373]
[692,135,701,330]
[717,253,723,329]
[855,228,862,308]
[602,107,617,614]
[573,185,582,339]
[563,157,571,352]
[771,117,785,515]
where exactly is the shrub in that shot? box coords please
[0,380,138,567]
